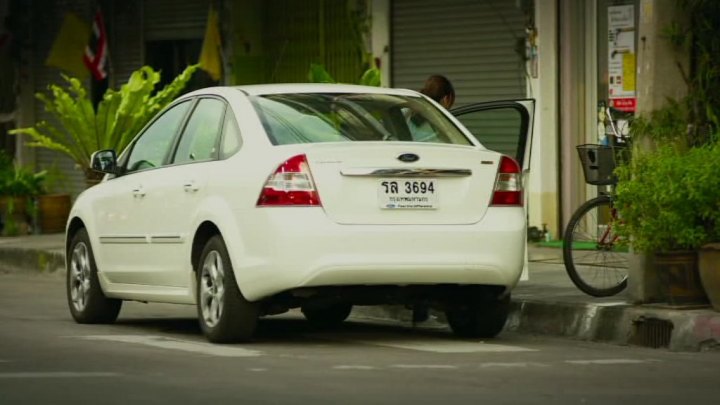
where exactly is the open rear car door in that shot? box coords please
[451,99,535,279]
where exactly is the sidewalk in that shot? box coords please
[1,233,718,352]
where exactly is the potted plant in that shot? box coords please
[692,141,720,311]
[663,0,720,312]
[35,167,72,234]
[0,151,46,236]
[614,141,718,306]
[699,243,720,312]
[10,64,199,187]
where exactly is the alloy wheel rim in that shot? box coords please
[200,251,225,328]
[70,242,91,312]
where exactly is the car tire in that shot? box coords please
[301,303,353,329]
[445,294,511,338]
[196,235,258,343]
[66,228,122,324]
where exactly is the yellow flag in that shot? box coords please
[46,13,90,78]
[199,6,222,81]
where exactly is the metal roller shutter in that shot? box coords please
[108,0,143,85]
[143,0,208,41]
[391,0,527,106]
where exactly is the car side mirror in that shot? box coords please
[91,150,118,174]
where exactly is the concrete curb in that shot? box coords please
[506,300,720,352]
[351,300,720,352]
[0,247,65,274]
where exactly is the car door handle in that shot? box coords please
[183,181,200,192]
[132,186,145,198]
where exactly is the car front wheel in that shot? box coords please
[196,235,258,343]
[445,294,511,338]
[66,228,122,324]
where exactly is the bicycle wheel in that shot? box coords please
[563,195,628,297]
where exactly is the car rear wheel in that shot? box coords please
[301,303,353,328]
[197,235,258,343]
[66,228,122,324]
[445,294,510,338]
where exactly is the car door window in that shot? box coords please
[220,108,242,159]
[173,98,226,164]
[452,106,528,163]
[125,101,191,173]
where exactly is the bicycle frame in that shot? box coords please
[561,103,632,297]
[597,204,621,250]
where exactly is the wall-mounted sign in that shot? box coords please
[608,5,636,112]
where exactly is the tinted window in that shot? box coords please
[173,98,225,164]
[250,93,471,146]
[126,101,191,173]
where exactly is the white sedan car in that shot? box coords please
[66,84,534,343]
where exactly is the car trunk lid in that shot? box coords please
[304,143,501,225]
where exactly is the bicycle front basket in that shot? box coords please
[576,144,620,186]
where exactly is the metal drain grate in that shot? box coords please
[631,318,674,348]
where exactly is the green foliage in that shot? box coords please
[10,65,199,178]
[0,151,45,197]
[308,64,336,84]
[0,149,12,173]
[629,99,690,149]
[358,65,381,87]
[308,63,381,87]
[2,203,19,235]
[686,145,720,243]
[615,1,720,252]
[666,0,720,145]
[615,142,720,253]
[0,168,46,197]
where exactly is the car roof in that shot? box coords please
[235,83,420,96]
[212,83,422,97]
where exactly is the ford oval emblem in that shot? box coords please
[397,153,419,163]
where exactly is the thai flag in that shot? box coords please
[83,9,107,81]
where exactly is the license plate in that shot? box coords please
[377,179,438,209]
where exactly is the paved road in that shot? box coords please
[1,273,718,404]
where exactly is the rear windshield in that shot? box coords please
[249,93,472,146]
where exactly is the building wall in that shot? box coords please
[529,0,559,239]
[107,0,143,86]
[390,0,528,104]
[228,0,266,85]
[1,0,20,160]
[371,0,390,87]
[18,0,208,197]
[635,0,687,114]
[230,0,367,85]
[28,0,94,197]
[558,0,598,234]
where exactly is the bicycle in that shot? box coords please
[562,106,631,297]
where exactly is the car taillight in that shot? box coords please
[491,156,523,206]
[257,154,322,206]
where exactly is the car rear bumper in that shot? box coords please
[229,207,526,302]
